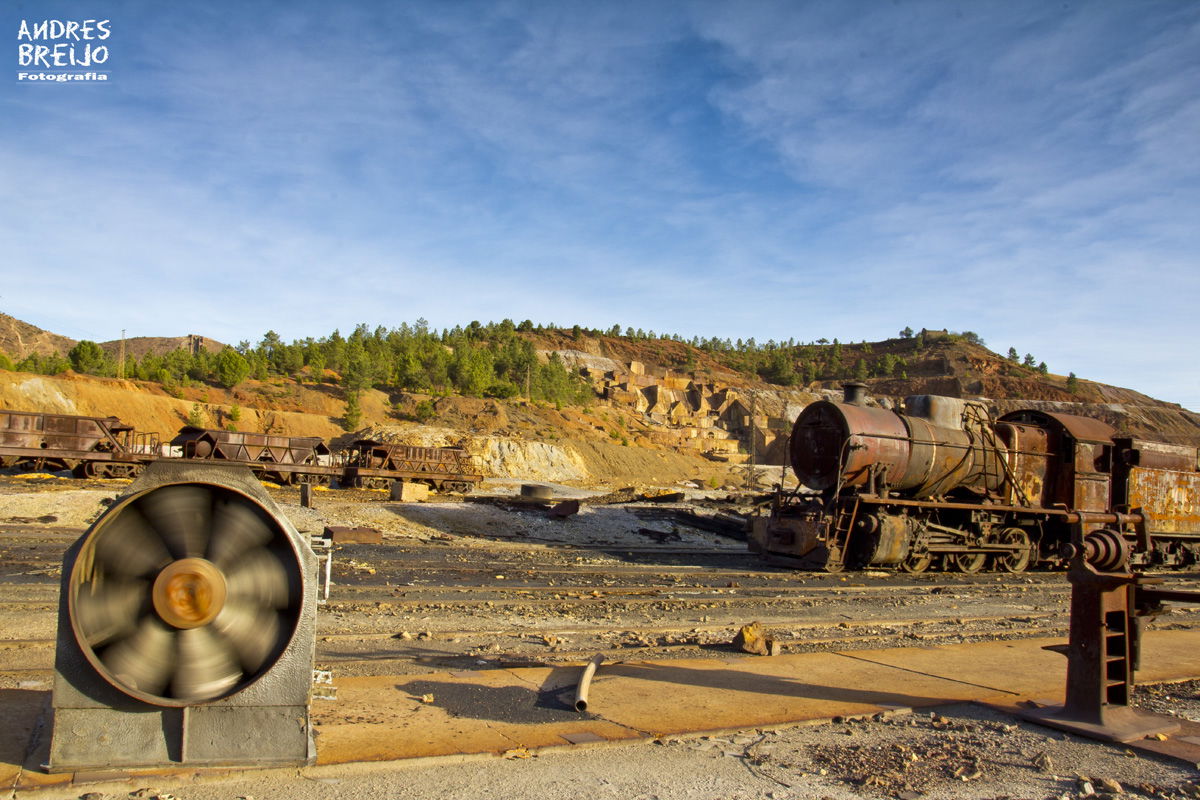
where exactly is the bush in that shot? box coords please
[413,400,436,423]
[186,403,206,428]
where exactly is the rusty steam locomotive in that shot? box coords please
[750,383,1200,573]
[0,409,481,492]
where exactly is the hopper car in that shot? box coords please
[0,409,482,492]
[750,383,1200,573]
[341,440,479,492]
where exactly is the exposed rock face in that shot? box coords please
[471,437,589,482]
[351,423,589,482]
[8,375,75,411]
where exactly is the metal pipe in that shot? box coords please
[574,654,604,712]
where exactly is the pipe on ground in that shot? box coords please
[574,654,604,712]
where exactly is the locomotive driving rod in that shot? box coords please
[1061,510,1144,527]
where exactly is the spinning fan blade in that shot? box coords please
[172,626,242,702]
[101,616,176,696]
[91,506,172,579]
[207,498,274,569]
[74,578,147,647]
[212,601,281,673]
[225,548,291,609]
[137,485,213,560]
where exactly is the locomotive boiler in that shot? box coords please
[751,383,1200,573]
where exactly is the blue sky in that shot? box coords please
[2,1,1197,410]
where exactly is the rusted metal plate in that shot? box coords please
[1126,468,1200,534]
[1119,438,1199,471]
[1038,411,1116,444]
[325,526,383,544]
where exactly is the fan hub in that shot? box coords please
[152,557,227,629]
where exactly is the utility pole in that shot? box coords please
[118,329,126,379]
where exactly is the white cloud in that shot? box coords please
[1,0,1196,409]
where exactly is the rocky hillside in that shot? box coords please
[1,315,1198,482]
[0,314,225,363]
[96,334,226,361]
[0,313,75,359]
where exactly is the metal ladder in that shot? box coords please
[825,497,860,571]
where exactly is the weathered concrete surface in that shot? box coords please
[7,630,1200,793]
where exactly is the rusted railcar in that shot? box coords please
[1112,438,1200,567]
[341,440,481,492]
[0,410,156,478]
[0,408,482,494]
[169,427,338,485]
[751,384,1199,573]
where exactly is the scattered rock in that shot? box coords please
[733,621,777,656]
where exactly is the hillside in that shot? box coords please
[1,316,1197,486]
[0,315,225,363]
[0,313,75,360]
[97,334,226,361]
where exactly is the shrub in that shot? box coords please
[413,400,436,423]
[186,403,206,428]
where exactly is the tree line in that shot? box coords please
[0,320,1075,409]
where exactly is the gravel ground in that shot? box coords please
[3,475,1200,800]
[18,701,1200,800]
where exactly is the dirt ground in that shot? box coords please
[2,473,1199,800]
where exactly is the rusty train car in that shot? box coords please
[0,409,157,478]
[750,384,1200,573]
[169,426,336,486]
[342,440,479,492]
[0,410,482,492]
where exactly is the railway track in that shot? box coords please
[3,511,1199,687]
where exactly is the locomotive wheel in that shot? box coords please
[951,552,987,574]
[899,552,933,574]
[995,528,1033,573]
[68,483,302,706]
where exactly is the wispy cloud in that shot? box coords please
[1,1,1196,408]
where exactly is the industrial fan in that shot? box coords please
[49,462,317,771]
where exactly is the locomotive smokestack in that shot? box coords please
[842,382,869,406]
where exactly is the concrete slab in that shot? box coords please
[838,637,1069,703]
[313,667,643,765]
[5,629,1199,789]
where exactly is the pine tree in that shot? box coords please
[343,391,362,431]
[215,347,251,388]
